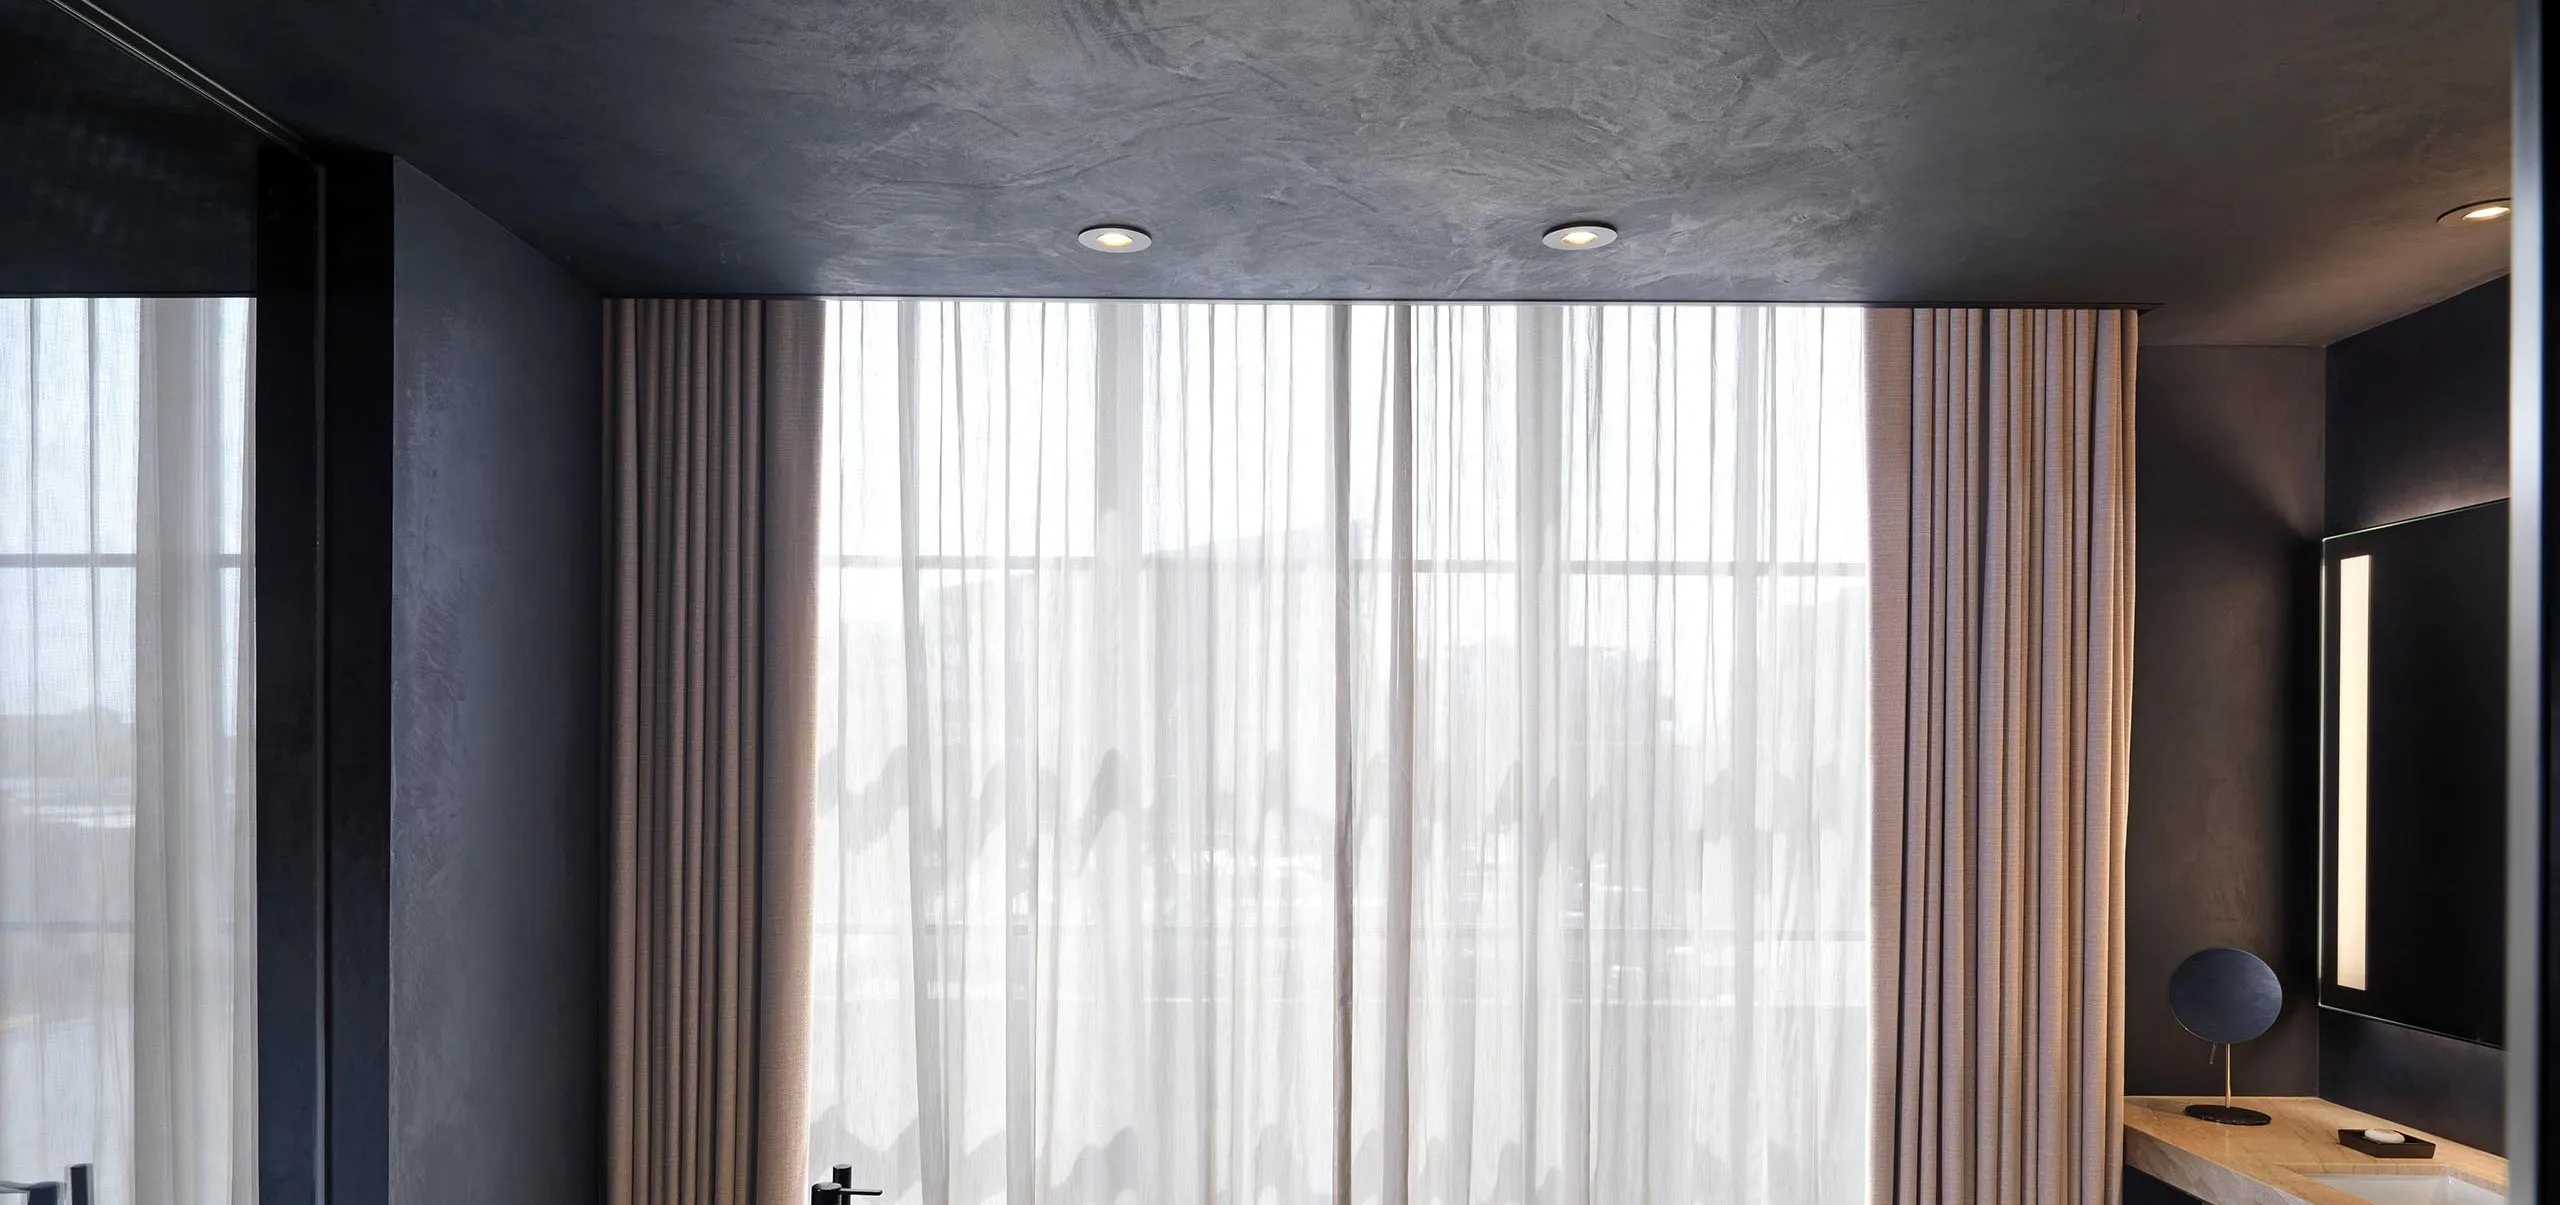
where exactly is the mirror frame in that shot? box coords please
[2319,499,2512,1048]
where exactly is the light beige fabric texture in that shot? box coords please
[607,298,826,1205]
[1868,308,2138,1205]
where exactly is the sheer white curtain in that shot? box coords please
[0,298,256,1205]
[809,301,1867,1205]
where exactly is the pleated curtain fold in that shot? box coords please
[607,298,826,1205]
[1867,308,2138,1205]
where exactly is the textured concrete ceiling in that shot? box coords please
[102,0,2511,343]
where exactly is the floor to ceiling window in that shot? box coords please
[806,301,1868,1204]
[0,297,256,1205]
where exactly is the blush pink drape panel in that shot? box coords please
[1868,308,2138,1205]
[608,299,826,1205]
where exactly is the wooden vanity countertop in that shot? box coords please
[2124,1096,2505,1205]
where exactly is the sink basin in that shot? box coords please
[2307,1172,2504,1205]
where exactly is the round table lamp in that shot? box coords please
[2168,946,2284,1126]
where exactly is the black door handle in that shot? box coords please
[0,1180,60,1205]
[3,1163,93,1205]
[811,1163,883,1204]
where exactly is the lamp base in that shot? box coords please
[2185,1103,2272,1127]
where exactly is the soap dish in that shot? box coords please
[2339,1129,2437,1159]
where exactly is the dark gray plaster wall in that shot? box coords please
[2327,277,2512,532]
[2120,284,2512,1190]
[2320,1010,2506,1153]
[387,159,605,1205]
[2124,346,2326,1102]
[2314,277,2510,1154]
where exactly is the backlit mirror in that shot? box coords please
[2319,501,2507,1046]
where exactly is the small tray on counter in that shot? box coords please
[2338,1129,2437,1159]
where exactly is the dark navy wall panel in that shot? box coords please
[386,159,606,1205]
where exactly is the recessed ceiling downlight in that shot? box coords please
[2438,199,2512,226]
[1078,225,1153,253]
[1542,222,1619,250]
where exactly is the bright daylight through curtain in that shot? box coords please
[807,300,1868,1204]
[0,298,256,1205]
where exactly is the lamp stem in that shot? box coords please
[2224,1044,2234,1110]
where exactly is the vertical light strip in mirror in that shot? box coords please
[2337,553,2373,991]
